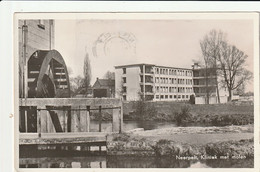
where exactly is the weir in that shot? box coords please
[19,98,123,146]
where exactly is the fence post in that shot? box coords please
[39,105,48,133]
[37,108,41,137]
[67,107,71,132]
[86,106,90,132]
[119,101,123,133]
[63,107,67,132]
[112,107,120,133]
[24,109,28,133]
[80,105,87,132]
[99,106,102,132]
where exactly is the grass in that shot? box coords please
[123,101,253,125]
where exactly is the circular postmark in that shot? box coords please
[92,32,136,58]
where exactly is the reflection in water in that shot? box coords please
[90,120,210,132]
[203,159,254,168]
[20,121,253,168]
[20,156,106,168]
[19,155,253,168]
[107,156,192,168]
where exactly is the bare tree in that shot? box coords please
[70,75,84,92]
[83,53,92,90]
[200,30,225,103]
[200,29,252,102]
[116,78,124,100]
[103,71,115,80]
[218,42,253,101]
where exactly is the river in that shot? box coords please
[90,120,209,132]
[19,120,253,168]
[19,154,253,168]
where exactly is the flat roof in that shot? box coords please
[115,63,192,70]
[155,65,192,70]
[114,63,155,69]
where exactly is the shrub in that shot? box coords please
[112,133,131,142]
[133,100,157,121]
[174,105,191,126]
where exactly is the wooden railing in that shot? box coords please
[19,98,123,136]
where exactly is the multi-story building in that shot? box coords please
[115,63,194,101]
[192,63,229,104]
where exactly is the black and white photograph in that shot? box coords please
[15,12,258,169]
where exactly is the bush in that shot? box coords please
[112,133,131,142]
[174,105,191,126]
[132,100,157,121]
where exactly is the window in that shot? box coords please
[123,95,126,101]
[182,95,185,99]
[160,95,164,99]
[123,87,127,93]
[170,95,172,99]
[165,95,168,99]
[186,95,189,99]
[156,95,159,99]
[123,77,126,83]
[174,95,177,98]
[123,68,126,74]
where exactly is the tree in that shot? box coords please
[200,30,225,104]
[116,78,124,100]
[200,29,252,102]
[83,53,92,90]
[218,42,252,101]
[234,83,245,96]
[70,75,84,92]
[103,71,115,80]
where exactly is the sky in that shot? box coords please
[55,18,254,92]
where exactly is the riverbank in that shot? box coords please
[107,125,254,157]
[91,101,254,125]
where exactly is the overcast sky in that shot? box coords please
[55,19,254,91]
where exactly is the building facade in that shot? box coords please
[92,78,115,98]
[115,63,230,103]
[192,63,229,104]
[115,64,194,101]
[19,20,55,98]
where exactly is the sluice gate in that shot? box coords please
[19,50,123,147]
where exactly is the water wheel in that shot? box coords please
[27,50,70,98]
[21,50,71,133]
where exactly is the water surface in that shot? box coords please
[20,155,253,168]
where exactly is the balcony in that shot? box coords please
[193,76,217,79]
[193,84,217,88]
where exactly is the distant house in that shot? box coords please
[92,78,115,98]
